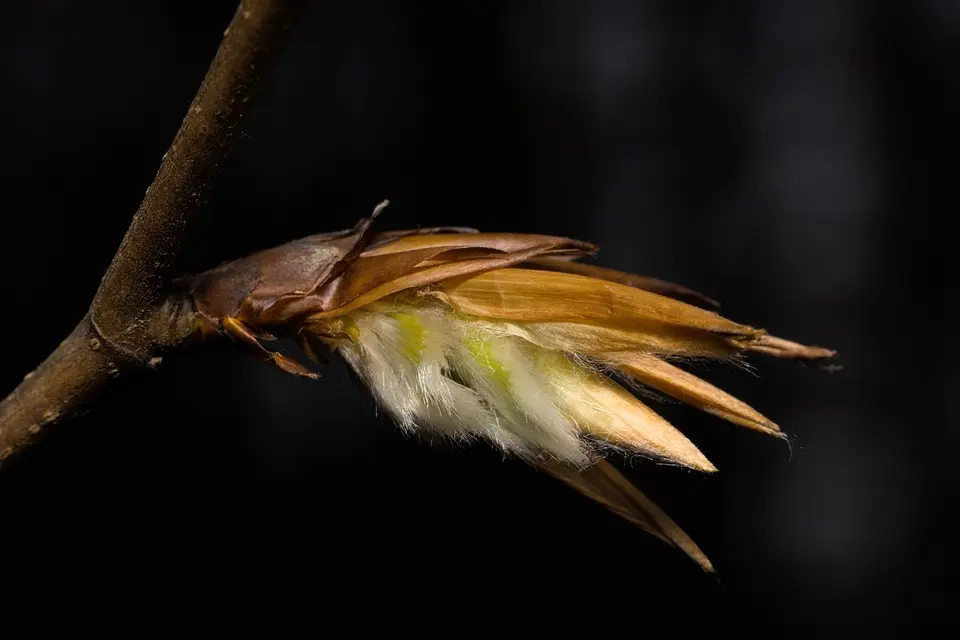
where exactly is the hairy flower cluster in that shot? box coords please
[184,203,836,571]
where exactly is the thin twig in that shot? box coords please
[0,0,308,466]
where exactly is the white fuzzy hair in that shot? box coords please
[336,305,595,466]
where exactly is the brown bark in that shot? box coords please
[0,0,308,466]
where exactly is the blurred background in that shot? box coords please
[1,0,955,632]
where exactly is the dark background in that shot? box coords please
[1,0,955,632]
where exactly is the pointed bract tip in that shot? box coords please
[745,334,837,361]
[372,199,390,218]
[693,455,718,474]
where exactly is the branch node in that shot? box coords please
[89,313,148,369]
[0,0,308,461]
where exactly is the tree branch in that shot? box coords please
[0,0,308,466]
